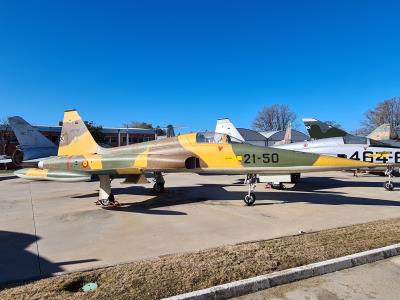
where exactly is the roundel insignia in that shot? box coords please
[82,160,89,168]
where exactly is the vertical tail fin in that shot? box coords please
[58,110,99,156]
[283,121,292,144]
[303,118,348,139]
[275,122,292,145]
[8,116,56,149]
[215,118,245,142]
[367,124,391,140]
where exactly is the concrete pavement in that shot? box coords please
[237,256,400,299]
[0,171,399,284]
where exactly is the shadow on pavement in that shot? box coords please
[0,175,18,181]
[0,231,98,287]
[91,182,400,214]
[68,175,400,214]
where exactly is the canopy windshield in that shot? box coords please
[196,132,243,144]
[369,138,398,148]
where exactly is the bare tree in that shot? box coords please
[252,104,296,131]
[123,121,153,129]
[360,97,400,138]
[84,121,105,144]
[123,121,166,136]
[0,118,13,156]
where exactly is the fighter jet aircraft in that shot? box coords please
[303,118,394,142]
[0,116,57,165]
[216,118,399,190]
[15,110,378,206]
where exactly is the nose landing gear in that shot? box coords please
[244,174,257,206]
[96,175,120,207]
[384,166,395,191]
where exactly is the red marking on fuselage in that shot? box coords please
[66,156,72,170]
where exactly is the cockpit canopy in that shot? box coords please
[342,135,396,147]
[196,132,243,144]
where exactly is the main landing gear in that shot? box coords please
[384,166,395,191]
[244,174,257,206]
[95,175,120,207]
[152,172,165,193]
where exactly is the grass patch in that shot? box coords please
[1,218,399,299]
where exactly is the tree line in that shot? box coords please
[252,97,400,139]
[1,97,400,152]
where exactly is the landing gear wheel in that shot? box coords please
[153,182,165,193]
[244,192,256,206]
[96,193,119,207]
[384,181,394,191]
[272,183,285,190]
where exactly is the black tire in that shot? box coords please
[272,183,285,190]
[384,181,394,191]
[109,193,115,202]
[291,173,301,183]
[153,182,165,193]
[99,193,115,206]
[244,193,256,206]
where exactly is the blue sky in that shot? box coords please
[1,0,400,133]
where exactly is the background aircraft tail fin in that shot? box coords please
[58,110,100,156]
[274,122,292,145]
[303,118,348,139]
[215,118,245,142]
[8,116,56,149]
[367,124,391,140]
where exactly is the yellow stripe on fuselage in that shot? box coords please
[116,168,143,175]
[85,154,103,170]
[313,155,378,167]
[132,148,149,169]
[26,168,49,177]
[178,133,243,169]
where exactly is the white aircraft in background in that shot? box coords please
[0,116,57,165]
[216,118,399,190]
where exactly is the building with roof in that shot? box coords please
[260,130,309,146]
[0,123,156,168]
[236,128,309,147]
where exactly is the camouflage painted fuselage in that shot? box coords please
[36,133,375,177]
[15,110,379,182]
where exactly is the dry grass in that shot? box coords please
[1,218,399,300]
